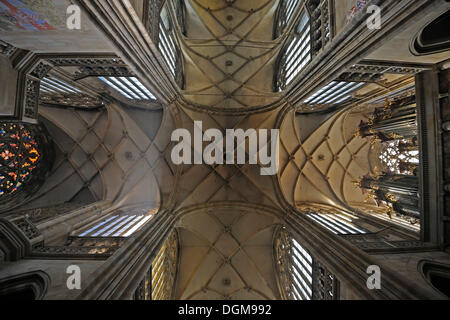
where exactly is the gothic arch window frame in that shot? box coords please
[273,225,339,300]
[274,0,333,91]
[410,10,450,56]
[0,271,50,300]
[146,0,185,89]
[273,0,302,39]
[0,121,55,212]
[418,260,450,298]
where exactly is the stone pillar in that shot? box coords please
[416,69,447,244]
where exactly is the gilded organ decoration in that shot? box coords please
[356,95,420,226]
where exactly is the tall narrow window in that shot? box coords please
[303,81,365,105]
[151,230,178,300]
[275,0,332,90]
[159,6,177,77]
[274,227,339,300]
[145,0,184,87]
[39,76,104,108]
[275,11,311,91]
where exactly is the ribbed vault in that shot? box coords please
[174,206,281,300]
[278,106,383,210]
[172,104,282,210]
[179,0,283,112]
[16,103,171,212]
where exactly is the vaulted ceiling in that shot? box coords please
[174,206,281,300]
[1,0,444,300]
[180,0,282,112]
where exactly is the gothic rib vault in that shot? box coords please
[0,0,449,300]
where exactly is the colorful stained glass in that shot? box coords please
[346,0,368,24]
[0,122,52,207]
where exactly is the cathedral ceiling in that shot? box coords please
[0,0,438,301]
[179,0,283,112]
[20,103,171,212]
[279,106,382,210]
[174,206,281,300]
[172,104,282,211]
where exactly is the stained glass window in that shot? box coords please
[0,122,53,208]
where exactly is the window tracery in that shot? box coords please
[0,122,53,210]
[274,0,301,38]
[274,227,339,300]
[275,0,332,91]
[145,0,184,88]
[275,10,311,91]
[378,138,419,176]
